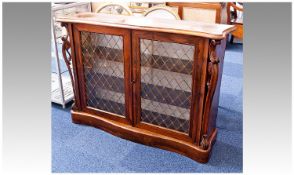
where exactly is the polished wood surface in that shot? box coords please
[60,14,233,163]
[72,110,217,163]
[56,13,235,39]
[227,2,243,42]
[231,24,243,39]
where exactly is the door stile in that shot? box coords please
[123,29,133,125]
[132,30,203,141]
[131,30,141,126]
[190,39,209,144]
[73,23,133,124]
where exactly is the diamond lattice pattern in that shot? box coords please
[140,39,195,133]
[81,31,125,117]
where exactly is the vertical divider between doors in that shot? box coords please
[124,29,133,124]
[131,30,141,126]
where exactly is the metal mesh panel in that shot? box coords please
[81,31,125,117]
[140,39,195,133]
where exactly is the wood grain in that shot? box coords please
[59,18,232,163]
[56,13,235,39]
[72,109,217,163]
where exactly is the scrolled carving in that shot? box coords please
[206,40,220,88]
[61,23,71,63]
[209,40,221,64]
[200,39,221,146]
[200,134,209,150]
[60,22,76,98]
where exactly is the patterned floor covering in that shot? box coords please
[51,42,243,173]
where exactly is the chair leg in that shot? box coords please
[230,35,234,44]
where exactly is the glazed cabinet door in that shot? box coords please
[132,30,208,142]
[73,24,132,124]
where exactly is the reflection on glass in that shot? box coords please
[140,39,195,133]
[81,32,125,117]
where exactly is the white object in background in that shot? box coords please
[51,2,91,108]
[95,2,133,16]
[51,73,74,105]
[143,6,180,20]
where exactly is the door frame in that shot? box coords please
[73,23,133,124]
[131,30,208,143]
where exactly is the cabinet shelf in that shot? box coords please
[82,46,193,75]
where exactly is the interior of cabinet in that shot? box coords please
[139,39,195,133]
[81,31,126,117]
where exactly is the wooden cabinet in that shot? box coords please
[57,13,235,163]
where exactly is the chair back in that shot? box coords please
[167,2,222,23]
[143,6,180,20]
[95,2,133,16]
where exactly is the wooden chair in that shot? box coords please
[143,5,180,20]
[95,2,133,16]
[166,2,222,23]
[227,2,243,43]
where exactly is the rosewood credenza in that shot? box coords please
[57,13,235,163]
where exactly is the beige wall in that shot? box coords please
[91,2,103,12]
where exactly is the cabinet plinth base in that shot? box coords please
[71,109,217,163]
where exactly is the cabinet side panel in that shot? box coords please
[207,38,226,137]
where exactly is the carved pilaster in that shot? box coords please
[200,39,221,149]
[206,40,221,89]
[60,23,76,104]
[200,134,209,150]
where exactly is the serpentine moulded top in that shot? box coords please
[56,12,236,40]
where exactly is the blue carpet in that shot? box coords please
[51,43,243,173]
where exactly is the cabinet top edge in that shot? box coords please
[56,13,236,40]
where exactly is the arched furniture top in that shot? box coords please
[143,5,181,20]
[95,2,133,16]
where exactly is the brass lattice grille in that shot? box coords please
[81,31,125,117]
[140,39,195,133]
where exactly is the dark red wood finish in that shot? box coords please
[73,23,133,124]
[61,22,225,163]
